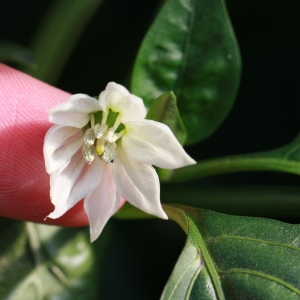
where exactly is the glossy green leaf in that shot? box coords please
[0,219,105,299]
[23,0,104,84]
[0,41,36,68]
[162,205,300,299]
[172,133,300,182]
[147,91,187,144]
[131,0,241,145]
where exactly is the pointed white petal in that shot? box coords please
[113,147,168,220]
[68,157,103,207]
[44,125,84,174]
[122,120,196,169]
[48,94,100,128]
[47,151,86,219]
[98,89,146,123]
[84,163,120,242]
[105,82,130,96]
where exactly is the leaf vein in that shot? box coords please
[185,264,202,300]
[211,235,300,252]
[222,268,300,295]
[167,253,201,300]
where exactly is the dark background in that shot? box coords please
[0,0,299,299]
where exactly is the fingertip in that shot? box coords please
[0,64,90,226]
[45,200,89,227]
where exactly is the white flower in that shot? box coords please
[44,82,196,242]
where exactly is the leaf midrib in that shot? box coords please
[175,0,195,100]
[191,219,225,300]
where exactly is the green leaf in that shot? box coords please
[172,133,300,182]
[23,0,105,84]
[0,219,107,299]
[147,91,187,144]
[0,41,36,68]
[162,205,300,299]
[131,0,241,145]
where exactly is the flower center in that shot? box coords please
[81,111,125,164]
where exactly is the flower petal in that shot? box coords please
[113,147,168,219]
[84,163,120,242]
[48,94,100,128]
[44,125,84,173]
[122,120,196,169]
[47,150,86,219]
[99,84,146,123]
[68,157,103,208]
[105,82,130,96]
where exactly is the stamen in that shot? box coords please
[112,114,122,131]
[82,144,95,164]
[101,112,108,125]
[84,128,96,145]
[105,128,118,143]
[90,113,95,128]
[102,142,117,163]
[117,129,126,139]
[94,124,108,139]
[82,110,124,164]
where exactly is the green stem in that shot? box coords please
[115,185,300,220]
[23,0,105,84]
[161,185,300,219]
[170,155,298,182]
[156,167,173,181]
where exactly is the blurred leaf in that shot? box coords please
[172,133,300,182]
[23,0,105,84]
[162,205,300,299]
[0,218,108,299]
[131,0,241,145]
[0,41,36,68]
[147,91,187,144]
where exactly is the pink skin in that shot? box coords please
[0,64,124,227]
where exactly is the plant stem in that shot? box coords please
[161,184,300,219]
[170,155,297,182]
